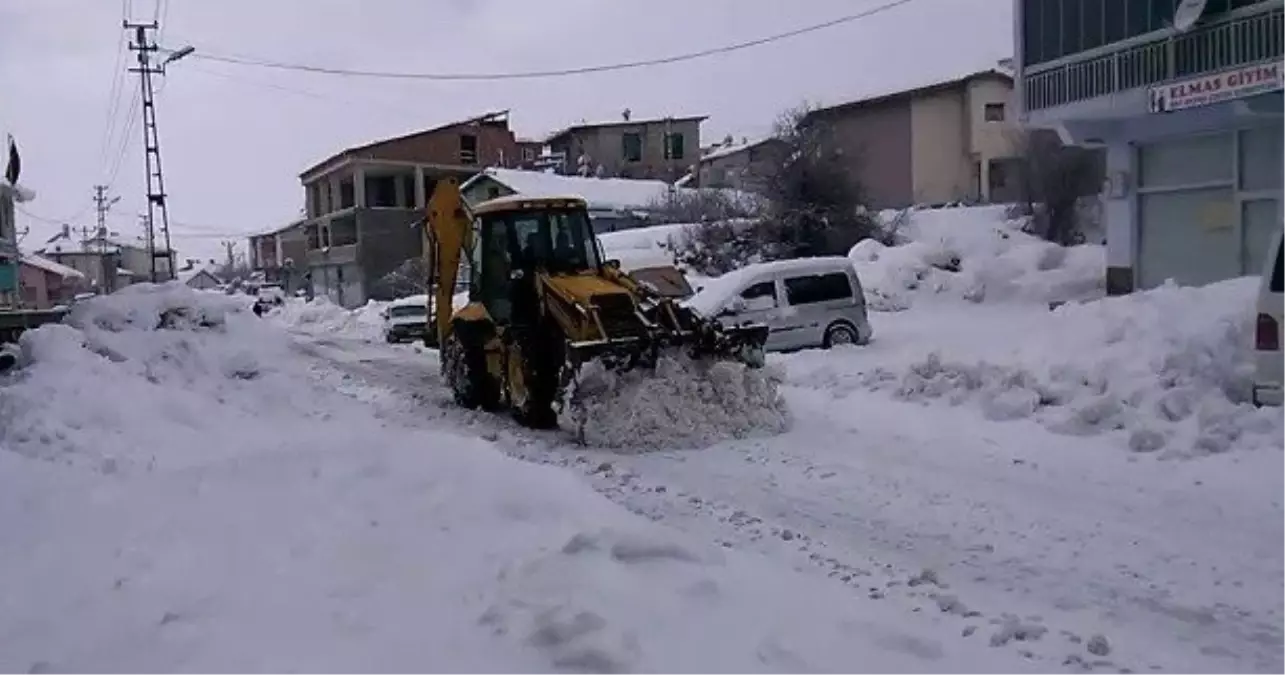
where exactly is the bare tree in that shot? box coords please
[370,257,427,300]
[646,188,765,225]
[1009,129,1105,246]
[672,103,891,274]
[760,104,888,257]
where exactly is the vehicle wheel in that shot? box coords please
[385,333,398,344]
[507,341,560,430]
[823,322,859,349]
[442,330,499,409]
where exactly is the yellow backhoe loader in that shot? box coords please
[422,177,768,429]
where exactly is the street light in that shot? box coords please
[162,45,195,66]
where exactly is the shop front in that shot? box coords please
[1074,63,1284,294]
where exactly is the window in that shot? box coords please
[388,304,426,318]
[1272,240,1283,293]
[622,133,642,163]
[365,175,398,207]
[739,281,778,309]
[459,134,479,165]
[664,133,685,160]
[521,146,536,161]
[984,103,1006,122]
[339,179,354,209]
[784,272,853,306]
[487,186,501,200]
[988,162,1008,190]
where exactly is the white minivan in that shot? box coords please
[684,256,873,352]
[1253,229,1283,407]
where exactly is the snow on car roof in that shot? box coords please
[683,256,856,317]
[388,294,428,307]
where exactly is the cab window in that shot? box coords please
[476,217,513,323]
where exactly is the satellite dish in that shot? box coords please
[1173,0,1207,32]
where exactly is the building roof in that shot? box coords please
[463,168,680,212]
[177,266,222,284]
[545,115,709,143]
[802,67,1014,122]
[249,218,307,240]
[19,251,84,279]
[299,109,512,180]
[699,136,783,164]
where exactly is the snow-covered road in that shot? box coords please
[299,318,1284,674]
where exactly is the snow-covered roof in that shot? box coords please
[700,136,778,164]
[19,251,84,279]
[177,265,222,284]
[464,168,678,212]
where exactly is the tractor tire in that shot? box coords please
[442,331,499,410]
[508,329,562,430]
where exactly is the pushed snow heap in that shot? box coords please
[0,283,296,472]
[853,277,1281,457]
[562,354,791,451]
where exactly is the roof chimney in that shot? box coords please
[622,108,632,122]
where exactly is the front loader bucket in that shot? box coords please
[566,320,768,373]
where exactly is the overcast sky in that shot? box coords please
[0,0,1012,261]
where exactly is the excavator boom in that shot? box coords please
[424,177,473,345]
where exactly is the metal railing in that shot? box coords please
[1024,7,1283,111]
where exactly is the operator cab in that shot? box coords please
[468,195,604,325]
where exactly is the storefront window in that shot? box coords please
[1023,0,1273,67]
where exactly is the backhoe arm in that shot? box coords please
[425,177,474,345]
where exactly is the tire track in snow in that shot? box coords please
[292,333,1281,674]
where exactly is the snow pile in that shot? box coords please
[851,205,1106,311]
[851,278,1280,457]
[0,282,1030,672]
[274,296,387,342]
[0,283,302,472]
[564,354,790,451]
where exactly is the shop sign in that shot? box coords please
[1149,62,1283,113]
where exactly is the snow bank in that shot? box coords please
[851,205,1106,311]
[0,282,1030,672]
[564,355,791,451]
[274,296,387,342]
[787,278,1281,457]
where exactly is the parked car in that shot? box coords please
[382,296,429,344]
[257,284,286,305]
[1253,228,1283,407]
[684,256,873,352]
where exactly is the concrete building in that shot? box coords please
[800,69,1022,208]
[696,136,789,193]
[545,114,706,183]
[18,252,84,308]
[40,226,174,291]
[1018,0,1283,294]
[248,219,308,292]
[298,110,522,307]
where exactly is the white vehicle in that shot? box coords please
[256,284,286,305]
[382,295,429,344]
[684,256,873,352]
[1253,229,1283,407]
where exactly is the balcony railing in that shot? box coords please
[1024,6,1283,111]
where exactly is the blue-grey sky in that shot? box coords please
[0,0,1012,260]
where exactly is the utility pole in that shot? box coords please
[93,185,120,292]
[125,20,174,283]
[139,212,154,283]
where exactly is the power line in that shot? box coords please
[187,0,915,81]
